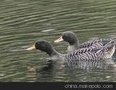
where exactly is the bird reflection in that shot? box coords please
[65,58,116,72]
[41,60,54,71]
[36,59,56,82]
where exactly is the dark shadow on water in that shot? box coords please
[39,60,54,71]
[36,60,56,82]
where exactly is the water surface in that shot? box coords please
[0,0,116,82]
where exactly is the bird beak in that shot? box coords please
[26,45,36,51]
[54,36,64,43]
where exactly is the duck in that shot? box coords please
[26,40,64,61]
[26,40,115,65]
[54,31,113,53]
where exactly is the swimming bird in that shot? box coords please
[54,31,113,53]
[26,40,64,60]
[26,40,115,64]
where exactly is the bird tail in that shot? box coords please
[96,40,115,59]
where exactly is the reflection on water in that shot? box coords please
[36,58,116,82]
[66,59,115,71]
[0,0,116,82]
[26,64,37,82]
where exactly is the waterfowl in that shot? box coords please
[26,40,115,64]
[54,31,112,53]
[26,40,64,60]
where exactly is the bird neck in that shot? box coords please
[75,40,80,48]
[67,43,79,53]
[69,37,79,47]
[67,40,79,53]
[69,40,79,48]
[48,48,60,57]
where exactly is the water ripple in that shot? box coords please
[0,0,116,82]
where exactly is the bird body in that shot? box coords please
[65,40,115,61]
[54,31,115,54]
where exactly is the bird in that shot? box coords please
[54,31,114,53]
[26,40,115,65]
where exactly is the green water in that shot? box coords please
[0,0,116,82]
